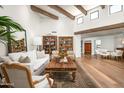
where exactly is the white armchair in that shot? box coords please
[67,51,75,61]
[1,63,54,88]
[0,63,4,85]
[111,50,123,61]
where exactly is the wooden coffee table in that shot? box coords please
[45,57,77,81]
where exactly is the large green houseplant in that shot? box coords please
[0,16,25,52]
[0,6,25,80]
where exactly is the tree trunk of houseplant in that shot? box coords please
[6,27,12,53]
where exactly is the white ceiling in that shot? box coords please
[36,5,65,18]
[60,5,81,16]
[35,5,99,18]
[82,5,99,10]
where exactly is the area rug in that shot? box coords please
[52,70,97,88]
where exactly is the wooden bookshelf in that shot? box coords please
[59,36,73,54]
[43,36,57,54]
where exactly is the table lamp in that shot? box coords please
[33,37,42,51]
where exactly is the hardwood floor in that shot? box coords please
[76,56,124,88]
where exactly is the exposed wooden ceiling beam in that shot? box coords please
[31,5,59,20]
[74,5,87,15]
[48,5,75,20]
[74,23,124,35]
[100,5,105,9]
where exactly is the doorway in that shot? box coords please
[84,42,92,55]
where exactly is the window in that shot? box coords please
[77,16,83,24]
[109,5,123,14]
[95,40,101,48]
[90,10,99,20]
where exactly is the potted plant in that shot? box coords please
[0,6,26,83]
[0,16,25,53]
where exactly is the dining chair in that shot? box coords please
[111,50,123,61]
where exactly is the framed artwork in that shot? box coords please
[10,31,27,53]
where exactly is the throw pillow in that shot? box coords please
[36,51,46,59]
[8,50,37,61]
[0,57,4,63]
[0,56,13,64]
[8,52,26,61]
[18,56,31,63]
[26,50,37,61]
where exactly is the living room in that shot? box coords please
[0,3,124,89]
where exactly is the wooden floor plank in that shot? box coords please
[76,56,124,88]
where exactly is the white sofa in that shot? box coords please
[8,50,50,75]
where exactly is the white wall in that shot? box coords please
[33,17,74,36]
[0,41,7,56]
[0,5,74,54]
[114,34,124,48]
[82,34,124,55]
[74,35,81,57]
[74,6,124,32]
